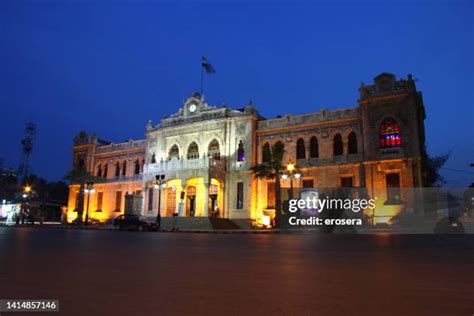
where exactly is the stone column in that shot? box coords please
[203,182,210,217]
[179,178,186,216]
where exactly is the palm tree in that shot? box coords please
[251,141,285,228]
[64,167,95,225]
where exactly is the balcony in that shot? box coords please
[145,158,226,174]
[96,174,143,183]
[379,148,404,159]
[298,153,363,167]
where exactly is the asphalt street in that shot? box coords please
[0,227,472,316]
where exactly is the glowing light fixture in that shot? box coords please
[261,215,271,227]
[287,162,295,172]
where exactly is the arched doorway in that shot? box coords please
[209,184,218,217]
[165,187,176,217]
[186,186,196,217]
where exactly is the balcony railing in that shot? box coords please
[298,153,363,167]
[379,148,404,159]
[145,157,226,174]
[96,174,143,183]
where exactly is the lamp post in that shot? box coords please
[153,174,166,229]
[20,185,32,224]
[84,181,95,226]
[281,161,302,200]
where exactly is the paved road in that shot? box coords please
[0,228,472,316]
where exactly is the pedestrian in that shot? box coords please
[212,205,219,218]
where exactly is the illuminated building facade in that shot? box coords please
[67,73,426,226]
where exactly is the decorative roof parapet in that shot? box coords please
[258,107,360,130]
[359,73,416,100]
[148,93,258,131]
[95,139,146,154]
[73,131,110,146]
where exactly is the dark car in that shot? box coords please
[113,214,157,231]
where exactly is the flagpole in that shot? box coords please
[200,62,204,96]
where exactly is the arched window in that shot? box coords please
[187,142,199,160]
[115,161,120,177]
[103,163,108,178]
[208,139,220,160]
[348,132,358,154]
[310,136,319,158]
[122,160,126,176]
[168,145,179,160]
[237,140,245,162]
[379,118,401,148]
[134,159,140,175]
[150,153,156,164]
[78,158,85,170]
[296,138,306,160]
[262,142,271,163]
[97,164,102,177]
[333,134,343,156]
[273,141,285,162]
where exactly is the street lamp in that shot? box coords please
[84,181,95,226]
[280,160,302,200]
[20,185,32,224]
[153,174,167,228]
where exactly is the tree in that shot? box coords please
[421,146,450,187]
[0,160,18,201]
[251,142,285,228]
[64,167,95,224]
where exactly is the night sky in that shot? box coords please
[0,0,472,187]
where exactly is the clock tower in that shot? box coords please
[183,92,205,116]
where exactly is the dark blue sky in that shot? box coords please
[0,0,473,187]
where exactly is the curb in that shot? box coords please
[0,224,277,234]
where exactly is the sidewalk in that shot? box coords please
[0,222,276,234]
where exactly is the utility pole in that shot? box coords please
[18,122,36,182]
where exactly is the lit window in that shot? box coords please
[237,140,245,162]
[379,118,401,148]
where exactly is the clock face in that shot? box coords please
[189,104,197,113]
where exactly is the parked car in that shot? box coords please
[113,214,157,231]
